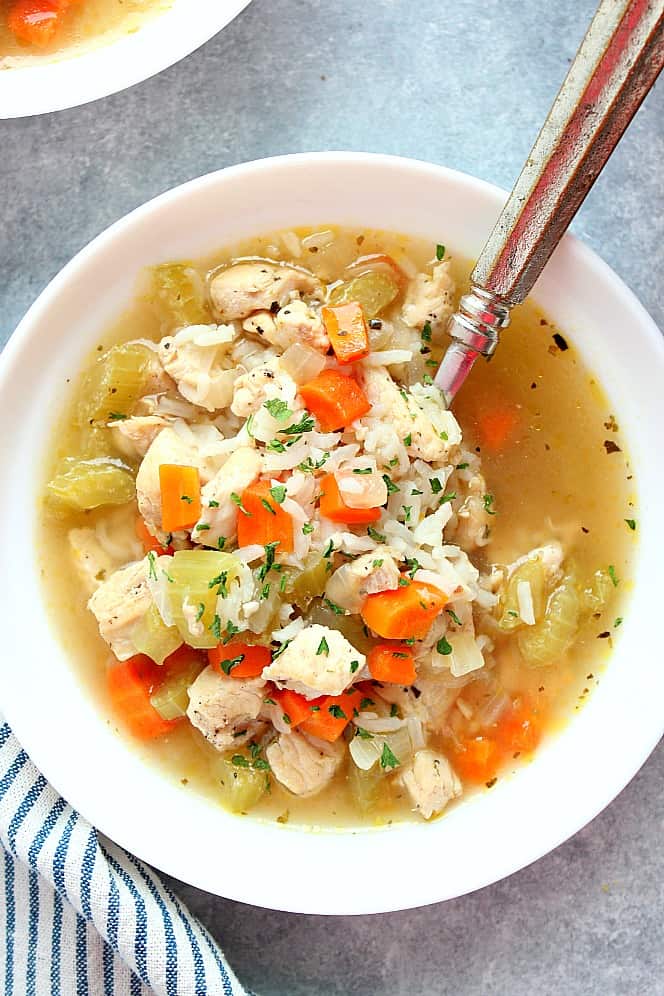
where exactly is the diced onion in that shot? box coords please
[449,631,485,678]
[280,342,326,384]
[517,580,536,625]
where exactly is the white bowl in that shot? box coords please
[0,0,251,119]
[1,153,662,914]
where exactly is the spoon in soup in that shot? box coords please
[434,0,664,406]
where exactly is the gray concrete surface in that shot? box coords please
[1,1,662,993]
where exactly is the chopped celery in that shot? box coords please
[167,550,240,649]
[284,555,328,610]
[77,424,116,459]
[580,568,614,617]
[46,458,135,511]
[151,263,209,330]
[77,343,159,424]
[347,761,390,813]
[149,657,204,720]
[133,604,182,665]
[210,755,268,814]
[498,558,546,631]
[329,270,399,319]
[305,599,374,653]
[517,577,580,667]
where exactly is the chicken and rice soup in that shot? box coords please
[39,227,635,825]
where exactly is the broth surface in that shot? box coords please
[37,226,636,827]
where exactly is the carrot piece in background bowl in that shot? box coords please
[322,302,370,364]
[236,480,294,551]
[159,464,201,532]
[367,643,417,685]
[209,643,272,678]
[107,655,180,740]
[7,0,65,47]
[298,370,371,431]
[361,580,447,640]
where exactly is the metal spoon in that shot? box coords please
[435,0,664,405]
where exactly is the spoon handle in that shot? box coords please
[435,0,664,404]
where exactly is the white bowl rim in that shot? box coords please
[1,152,663,915]
[0,0,252,119]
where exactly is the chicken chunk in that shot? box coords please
[231,362,300,419]
[69,528,115,596]
[262,624,365,698]
[158,324,238,413]
[135,427,200,537]
[324,547,400,613]
[87,560,152,661]
[209,261,322,322]
[109,415,169,461]
[243,300,328,353]
[401,260,455,335]
[400,749,462,819]
[451,472,491,550]
[266,731,345,797]
[193,447,261,547]
[186,665,266,751]
[358,366,451,464]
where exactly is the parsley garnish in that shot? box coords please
[261,497,276,516]
[302,522,314,535]
[372,558,384,568]
[328,704,346,719]
[222,620,240,644]
[108,411,128,421]
[322,539,334,559]
[350,660,360,674]
[146,551,157,581]
[398,577,409,587]
[439,491,456,506]
[404,557,420,579]
[195,603,205,622]
[209,614,222,640]
[219,653,245,676]
[402,506,412,522]
[446,608,462,626]
[231,492,250,514]
[625,518,636,531]
[217,536,226,550]
[430,478,442,494]
[436,636,452,655]
[483,493,496,515]
[436,244,446,260]
[231,755,250,767]
[270,485,287,504]
[298,453,329,473]
[367,526,386,543]
[264,398,292,421]
[355,727,373,739]
[180,495,193,504]
[195,522,210,532]
[317,637,330,656]
[323,597,344,615]
[382,473,399,495]
[403,433,412,447]
[266,439,286,453]
[423,374,433,386]
[614,617,623,628]
[390,703,399,717]
[359,697,374,710]
[456,462,469,470]
[380,743,400,770]
[421,322,432,342]
[353,467,373,475]
[258,541,280,582]
[208,499,220,508]
[281,412,315,435]
[608,564,620,587]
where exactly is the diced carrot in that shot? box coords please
[299,370,371,432]
[236,480,294,552]
[270,688,312,729]
[367,643,417,685]
[135,516,174,556]
[361,580,447,640]
[494,699,542,756]
[7,0,65,47]
[478,406,519,452]
[208,642,271,679]
[322,302,370,364]
[159,464,201,533]
[107,655,179,740]
[452,736,502,784]
[319,472,382,525]
[300,689,365,742]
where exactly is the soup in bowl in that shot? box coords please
[1,154,662,913]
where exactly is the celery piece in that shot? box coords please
[347,761,390,814]
[77,343,159,424]
[210,755,268,814]
[305,599,374,653]
[167,550,240,649]
[133,604,183,666]
[151,263,209,330]
[328,270,399,320]
[46,458,135,511]
[517,577,580,667]
[149,658,203,720]
[497,558,546,631]
[284,555,328,610]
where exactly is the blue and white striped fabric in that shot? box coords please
[0,719,249,996]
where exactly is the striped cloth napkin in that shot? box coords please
[0,719,250,996]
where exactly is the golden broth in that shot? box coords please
[0,0,171,64]
[37,226,636,827]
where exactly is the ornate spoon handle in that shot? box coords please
[435,0,664,404]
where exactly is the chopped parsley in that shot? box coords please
[258,541,280,582]
[423,374,433,386]
[436,636,452,655]
[108,411,128,421]
[302,522,314,535]
[382,473,399,495]
[209,614,222,640]
[272,638,292,660]
[372,558,384,568]
[390,703,399,717]
[421,321,432,342]
[403,433,412,447]
[270,485,287,504]
[266,439,286,453]
[398,577,409,587]
[608,564,620,587]
[439,491,456,506]
[355,727,374,739]
[322,539,335,559]
[281,412,315,435]
[195,522,210,532]
[367,526,386,543]
[180,495,193,504]
[323,597,344,615]
[625,518,636,531]
[261,583,271,600]
[402,506,412,522]
[328,704,347,719]
[614,617,623,628]
[230,492,250,514]
[208,499,220,508]
[404,556,420,579]
[261,497,276,516]
[380,742,400,770]
[456,462,469,470]
[231,755,250,768]
[388,456,399,467]
[350,660,360,674]
[436,244,446,260]
[217,536,226,550]
[316,636,330,656]
[359,697,375,710]
[353,467,373,475]
[146,551,157,581]
[218,653,245,676]
[222,620,240,645]
[264,398,292,421]
[195,603,205,622]
[440,431,448,441]
[208,571,228,597]
[298,453,329,473]
[446,607,462,626]
[430,477,442,494]
[483,493,496,515]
